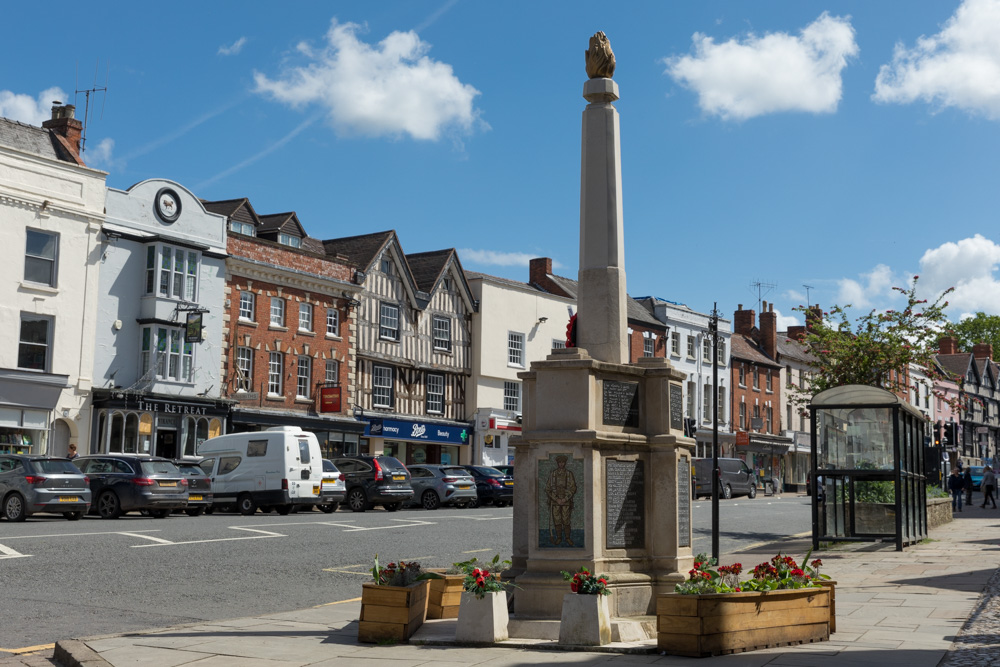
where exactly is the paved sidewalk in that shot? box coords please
[44,502,1000,667]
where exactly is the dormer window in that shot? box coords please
[278,233,301,248]
[229,221,255,236]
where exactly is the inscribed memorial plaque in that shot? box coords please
[606,459,644,549]
[603,380,639,428]
[678,458,691,547]
[670,384,683,431]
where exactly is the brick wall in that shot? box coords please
[627,324,667,363]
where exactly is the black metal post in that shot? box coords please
[710,304,720,562]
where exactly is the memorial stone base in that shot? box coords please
[510,347,695,619]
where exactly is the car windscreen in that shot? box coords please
[178,465,204,476]
[442,467,470,477]
[323,460,337,473]
[473,466,504,477]
[378,456,407,471]
[140,461,180,475]
[31,459,81,474]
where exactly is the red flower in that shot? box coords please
[570,582,579,592]
[598,578,607,585]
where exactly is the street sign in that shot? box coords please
[751,418,763,430]
[735,431,749,446]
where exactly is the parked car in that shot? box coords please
[318,459,347,512]
[692,458,756,499]
[407,464,477,509]
[0,455,92,521]
[494,465,514,478]
[73,454,188,519]
[462,465,514,507]
[331,455,413,512]
[174,459,213,516]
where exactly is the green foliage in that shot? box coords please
[951,312,1000,355]
[790,277,953,406]
[561,567,611,595]
[453,554,513,599]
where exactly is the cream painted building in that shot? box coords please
[466,271,574,466]
[0,107,106,456]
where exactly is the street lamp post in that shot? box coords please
[710,303,720,562]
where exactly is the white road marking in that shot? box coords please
[0,544,30,559]
[117,532,175,544]
[131,526,286,548]
[0,530,162,540]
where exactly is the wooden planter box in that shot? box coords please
[657,587,831,657]
[427,574,465,619]
[358,580,430,643]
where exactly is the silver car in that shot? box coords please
[407,464,478,510]
[0,455,92,521]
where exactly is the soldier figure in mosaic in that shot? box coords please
[545,454,578,546]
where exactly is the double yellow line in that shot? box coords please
[0,643,54,655]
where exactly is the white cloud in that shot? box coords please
[874,0,1000,119]
[459,249,564,270]
[774,309,801,329]
[85,137,115,169]
[219,37,247,56]
[253,19,483,140]
[836,264,895,309]
[0,87,68,125]
[663,12,858,120]
[916,234,1000,313]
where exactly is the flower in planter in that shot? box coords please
[370,554,441,587]
[675,552,828,595]
[560,566,611,595]
[454,554,513,599]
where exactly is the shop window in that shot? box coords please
[24,228,58,286]
[109,412,124,453]
[18,313,53,371]
[124,413,139,454]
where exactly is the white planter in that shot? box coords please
[558,593,611,646]
[455,591,509,643]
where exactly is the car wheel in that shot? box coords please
[3,493,27,522]
[65,511,84,521]
[468,496,480,508]
[319,503,338,513]
[204,506,215,515]
[97,492,123,519]
[421,491,441,510]
[150,509,170,519]
[185,507,204,517]
[384,502,402,512]
[347,489,367,512]
[748,485,757,499]
[276,505,292,515]
[238,493,257,516]
[723,484,733,500]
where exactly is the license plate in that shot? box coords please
[458,484,471,489]
[159,481,177,487]
[312,486,321,494]
[504,481,513,486]
[189,495,202,501]
[393,475,405,481]
[58,496,78,502]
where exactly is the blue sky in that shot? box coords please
[3,0,1000,329]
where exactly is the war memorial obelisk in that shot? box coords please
[510,33,695,619]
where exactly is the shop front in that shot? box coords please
[0,369,69,455]
[91,390,229,459]
[229,407,366,459]
[473,408,520,466]
[361,416,472,465]
[734,431,792,492]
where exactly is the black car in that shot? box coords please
[494,465,514,478]
[174,459,213,516]
[74,454,188,519]
[462,465,514,507]
[330,455,413,512]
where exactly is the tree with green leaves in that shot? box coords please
[789,277,953,403]
[951,312,1000,354]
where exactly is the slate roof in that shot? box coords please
[465,271,538,292]
[937,353,974,381]
[731,334,781,368]
[321,231,395,273]
[201,198,261,228]
[258,212,303,236]
[776,332,817,365]
[0,116,79,163]
[407,249,454,293]
[531,271,663,329]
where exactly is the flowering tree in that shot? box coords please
[790,277,953,403]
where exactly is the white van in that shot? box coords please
[196,426,323,515]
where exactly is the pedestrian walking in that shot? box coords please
[949,468,964,512]
[66,443,78,460]
[963,467,974,506]
[981,466,997,509]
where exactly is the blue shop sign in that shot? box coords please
[365,418,470,445]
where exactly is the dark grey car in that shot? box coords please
[331,455,413,512]
[407,464,477,510]
[0,455,91,521]
[174,460,213,516]
[74,455,188,519]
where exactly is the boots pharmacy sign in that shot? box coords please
[362,417,469,445]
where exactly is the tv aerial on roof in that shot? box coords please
[74,59,109,154]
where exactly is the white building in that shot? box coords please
[466,271,574,466]
[635,297,733,457]
[0,106,106,456]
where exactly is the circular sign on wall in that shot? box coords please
[412,447,427,464]
[154,187,182,223]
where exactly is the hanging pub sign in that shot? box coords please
[319,386,342,413]
[185,312,204,343]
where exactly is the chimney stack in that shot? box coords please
[528,257,572,299]
[939,336,959,355]
[805,304,823,331]
[787,326,806,341]
[733,304,756,336]
[760,301,777,360]
[42,103,84,162]
[972,343,993,360]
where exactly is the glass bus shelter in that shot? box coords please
[809,385,928,552]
